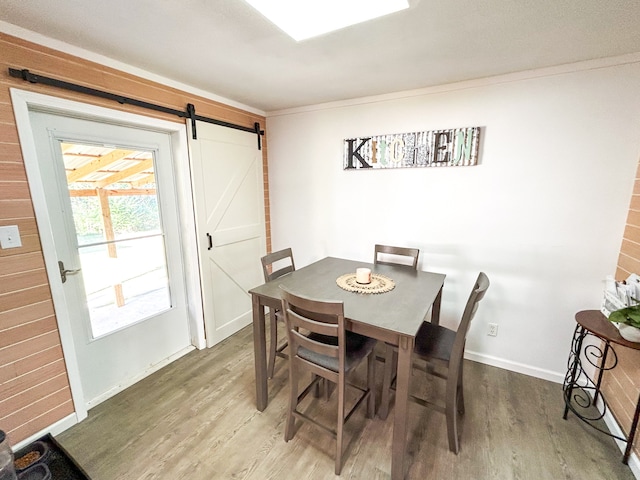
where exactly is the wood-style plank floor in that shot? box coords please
[57,325,635,479]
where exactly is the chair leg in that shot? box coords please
[457,361,465,415]
[268,310,278,379]
[367,351,375,418]
[379,345,396,420]
[285,361,297,442]
[336,377,345,475]
[445,374,460,454]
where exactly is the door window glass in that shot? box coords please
[63,143,171,338]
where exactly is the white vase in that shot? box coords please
[618,324,640,342]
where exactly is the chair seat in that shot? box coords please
[299,333,377,373]
[414,321,456,363]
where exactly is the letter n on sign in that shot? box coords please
[343,127,481,170]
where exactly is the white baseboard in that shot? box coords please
[86,345,195,409]
[464,350,565,384]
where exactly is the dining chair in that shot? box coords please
[373,244,421,366]
[379,272,490,454]
[261,248,295,378]
[374,244,420,269]
[280,287,377,475]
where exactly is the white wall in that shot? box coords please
[265,59,640,382]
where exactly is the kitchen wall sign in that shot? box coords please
[344,126,480,170]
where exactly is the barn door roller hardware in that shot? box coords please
[8,68,264,148]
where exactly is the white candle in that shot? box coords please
[356,267,372,284]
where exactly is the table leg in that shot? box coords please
[392,334,414,480]
[251,294,268,411]
[431,287,443,326]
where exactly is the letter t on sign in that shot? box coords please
[345,138,372,169]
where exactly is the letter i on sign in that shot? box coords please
[371,140,377,164]
[379,140,387,166]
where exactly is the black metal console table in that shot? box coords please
[563,310,640,464]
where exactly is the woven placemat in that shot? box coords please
[336,273,395,294]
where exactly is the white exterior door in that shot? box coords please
[188,122,266,347]
[29,110,193,408]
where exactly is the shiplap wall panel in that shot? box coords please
[0,358,67,400]
[1,330,60,366]
[604,156,640,458]
[0,251,45,276]
[621,239,640,261]
[630,194,640,212]
[0,144,24,162]
[0,317,58,348]
[0,269,48,295]
[0,199,35,220]
[618,252,640,278]
[10,402,75,444]
[0,181,31,200]
[0,300,54,326]
[0,219,39,237]
[1,369,70,417]
[0,162,28,181]
[3,373,70,430]
[0,285,51,311]
[0,31,270,445]
[0,345,64,384]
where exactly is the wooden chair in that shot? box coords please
[280,287,376,475]
[373,244,421,365]
[379,272,490,454]
[374,244,420,269]
[261,248,295,378]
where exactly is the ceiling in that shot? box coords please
[1,0,640,113]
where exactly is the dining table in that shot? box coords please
[248,256,446,479]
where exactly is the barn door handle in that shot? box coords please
[207,233,212,250]
[58,260,81,283]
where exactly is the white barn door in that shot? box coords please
[188,122,266,347]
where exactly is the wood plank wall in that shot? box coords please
[604,159,640,458]
[0,32,270,445]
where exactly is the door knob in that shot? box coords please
[58,260,81,283]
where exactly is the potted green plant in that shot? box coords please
[609,303,640,342]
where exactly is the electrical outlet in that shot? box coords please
[0,225,22,249]
[488,323,498,337]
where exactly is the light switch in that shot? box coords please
[0,225,22,249]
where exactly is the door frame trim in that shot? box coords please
[10,88,206,421]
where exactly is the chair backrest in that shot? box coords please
[261,248,295,282]
[451,272,490,366]
[374,244,419,269]
[280,288,346,376]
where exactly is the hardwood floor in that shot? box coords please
[58,325,635,479]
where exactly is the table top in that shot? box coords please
[249,256,446,337]
[576,310,640,350]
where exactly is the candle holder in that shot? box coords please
[355,268,372,284]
